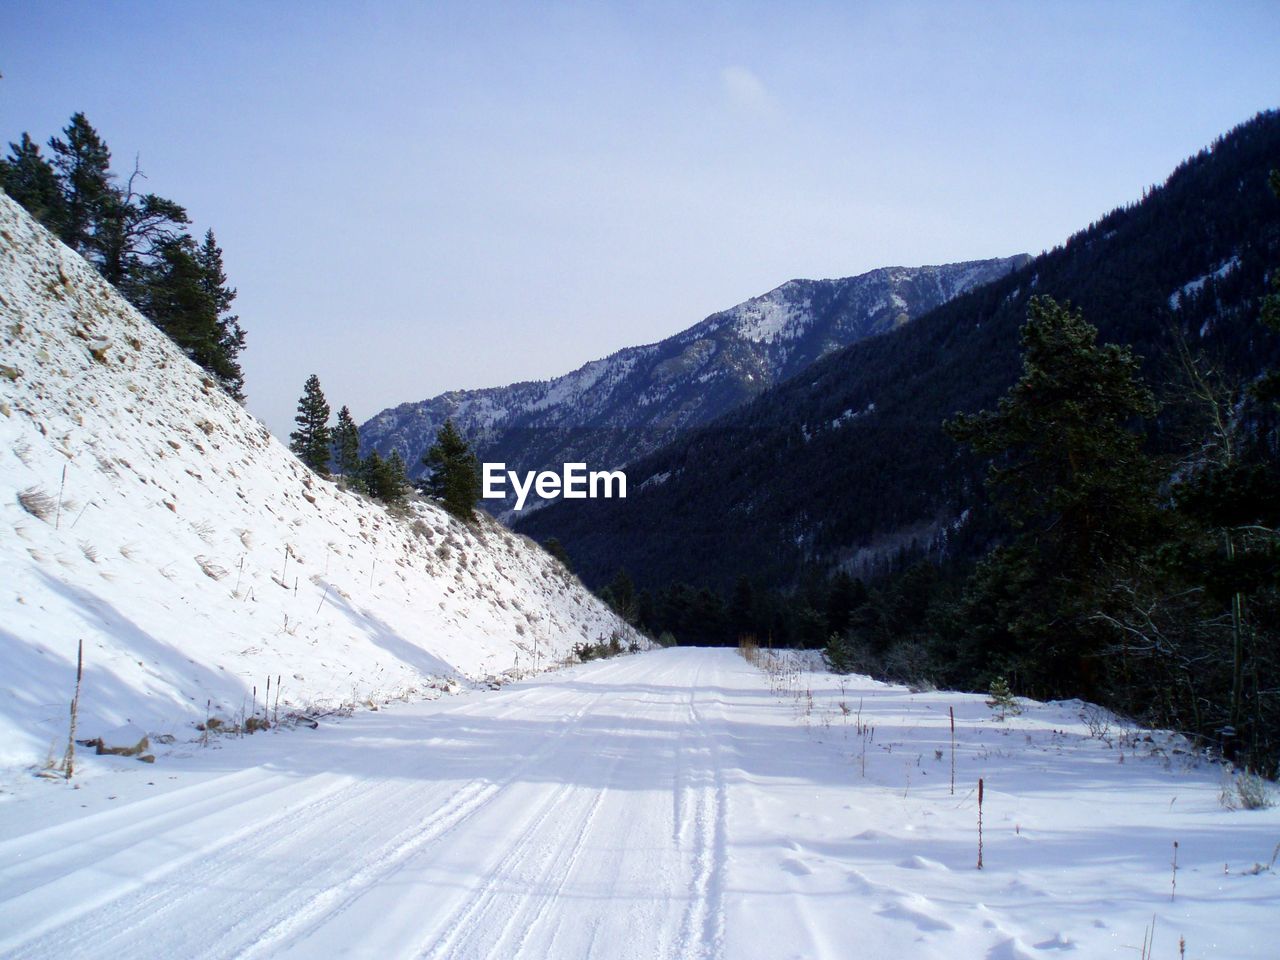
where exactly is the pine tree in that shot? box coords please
[48,113,113,254]
[290,375,332,474]
[360,449,409,506]
[728,574,756,641]
[422,419,481,521]
[985,676,1021,720]
[604,568,637,624]
[331,406,362,480]
[1,133,67,232]
[7,114,249,398]
[543,537,571,569]
[824,571,865,638]
[1253,169,1280,407]
[360,450,384,496]
[141,235,217,359]
[945,297,1161,697]
[385,449,410,506]
[193,230,246,399]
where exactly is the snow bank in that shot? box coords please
[0,192,640,773]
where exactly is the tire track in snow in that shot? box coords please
[675,661,728,960]
[235,679,616,958]
[415,683,636,959]
[496,781,611,960]
[234,776,502,960]
[0,772,357,957]
[488,652,692,960]
[0,766,270,884]
[415,778,599,959]
[139,774,482,960]
[1,682,590,960]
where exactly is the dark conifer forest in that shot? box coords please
[522,112,1280,774]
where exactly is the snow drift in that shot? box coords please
[0,191,640,772]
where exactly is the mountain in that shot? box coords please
[0,191,640,772]
[516,111,1280,593]
[360,257,1026,514]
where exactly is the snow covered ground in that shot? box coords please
[0,191,639,773]
[1,647,1275,959]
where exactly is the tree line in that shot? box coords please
[288,375,482,521]
[2,113,247,398]
[590,223,1280,776]
[515,111,1280,598]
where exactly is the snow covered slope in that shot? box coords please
[0,191,639,772]
[361,256,1026,515]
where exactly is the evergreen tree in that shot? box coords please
[1,133,67,231]
[422,419,481,521]
[824,571,865,638]
[543,537,571,570]
[385,449,410,505]
[331,406,362,479]
[1253,169,1280,407]
[945,297,1161,697]
[604,568,638,624]
[290,374,332,474]
[728,574,756,641]
[193,230,246,399]
[47,112,113,254]
[96,176,189,292]
[140,235,217,360]
[360,449,409,506]
[637,588,655,631]
[360,450,384,496]
[6,114,248,399]
[140,232,244,399]
[985,676,1021,720]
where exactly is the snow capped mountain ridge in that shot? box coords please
[0,192,639,772]
[362,255,1027,514]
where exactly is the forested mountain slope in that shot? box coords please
[518,111,1280,592]
[360,257,1024,514]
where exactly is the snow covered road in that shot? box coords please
[2,648,1277,959]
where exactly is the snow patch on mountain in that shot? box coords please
[1169,255,1241,309]
[725,283,813,343]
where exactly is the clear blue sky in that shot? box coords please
[4,1,1277,438]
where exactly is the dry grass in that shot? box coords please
[17,486,56,521]
[190,520,217,543]
[1221,767,1276,811]
[195,555,229,581]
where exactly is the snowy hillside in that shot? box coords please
[0,192,640,773]
[362,256,1026,515]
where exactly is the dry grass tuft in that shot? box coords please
[1221,767,1276,811]
[18,486,56,521]
[196,555,229,581]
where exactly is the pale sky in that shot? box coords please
[3,1,1277,438]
